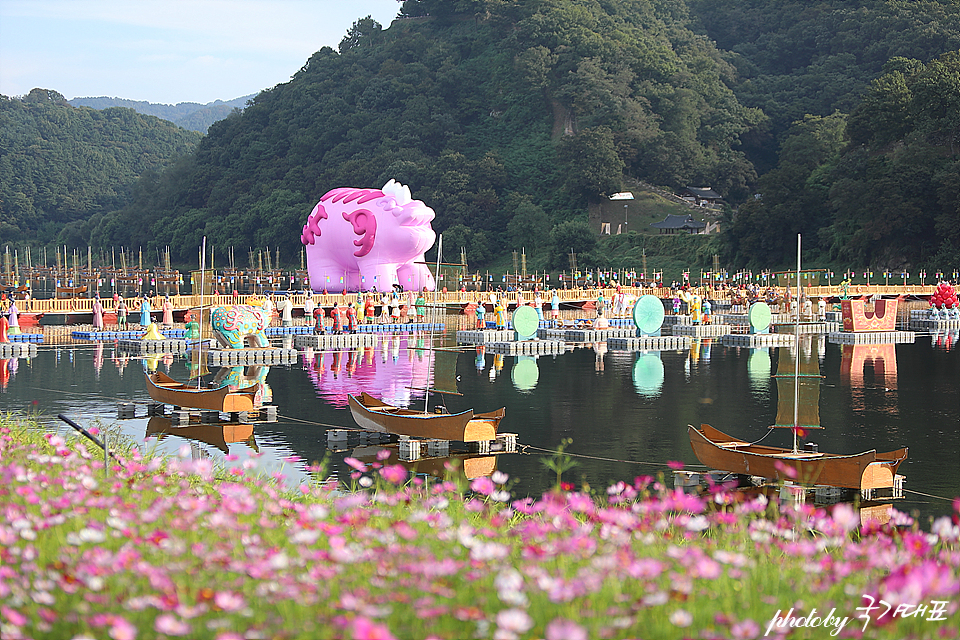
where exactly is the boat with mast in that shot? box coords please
[688,235,908,491]
[143,237,252,411]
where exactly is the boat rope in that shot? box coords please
[518,443,709,470]
[902,488,956,503]
[275,413,360,431]
[747,427,776,446]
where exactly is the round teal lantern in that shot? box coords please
[748,301,772,333]
[633,294,665,335]
[512,306,539,340]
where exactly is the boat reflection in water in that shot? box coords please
[145,416,259,455]
[349,443,501,482]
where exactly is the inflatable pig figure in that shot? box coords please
[301,180,437,293]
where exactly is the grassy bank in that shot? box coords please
[1,416,958,640]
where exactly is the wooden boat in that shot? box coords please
[145,370,259,412]
[348,392,504,442]
[55,285,87,297]
[688,423,907,490]
[688,234,908,492]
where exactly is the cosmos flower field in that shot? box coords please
[1,418,958,640]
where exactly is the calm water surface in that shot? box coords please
[3,316,958,522]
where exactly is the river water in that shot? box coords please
[3,314,958,523]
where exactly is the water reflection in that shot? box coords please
[512,356,539,392]
[145,416,259,455]
[840,343,900,417]
[841,343,898,390]
[932,329,959,351]
[632,352,664,398]
[349,443,499,482]
[0,357,21,391]
[593,341,607,372]
[3,327,958,521]
[305,334,434,409]
[747,348,771,397]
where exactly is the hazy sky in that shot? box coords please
[0,0,402,104]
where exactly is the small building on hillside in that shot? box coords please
[650,214,707,235]
[679,187,722,208]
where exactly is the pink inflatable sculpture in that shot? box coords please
[301,180,437,293]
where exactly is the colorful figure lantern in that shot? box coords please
[301,180,437,293]
[211,305,270,349]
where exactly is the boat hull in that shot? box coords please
[688,423,907,490]
[145,371,259,412]
[348,392,504,442]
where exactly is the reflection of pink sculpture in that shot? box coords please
[301,180,436,293]
[304,334,433,409]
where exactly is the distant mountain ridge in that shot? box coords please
[68,94,255,132]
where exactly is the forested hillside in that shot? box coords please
[68,94,254,133]
[687,0,960,172]
[92,0,763,266]
[0,89,202,247]
[722,52,960,271]
[3,0,958,273]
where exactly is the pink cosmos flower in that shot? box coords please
[773,459,798,479]
[154,614,191,636]
[545,618,587,640]
[376,449,391,461]
[344,457,368,472]
[831,503,860,533]
[213,590,246,612]
[379,464,407,485]
[669,609,693,627]
[667,460,685,470]
[730,619,761,639]
[351,616,398,640]
[496,608,534,635]
[108,616,137,640]
[392,521,417,540]
[1,606,26,626]
[470,476,495,496]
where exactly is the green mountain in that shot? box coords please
[68,95,255,133]
[0,89,202,247]
[93,0,764,266]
